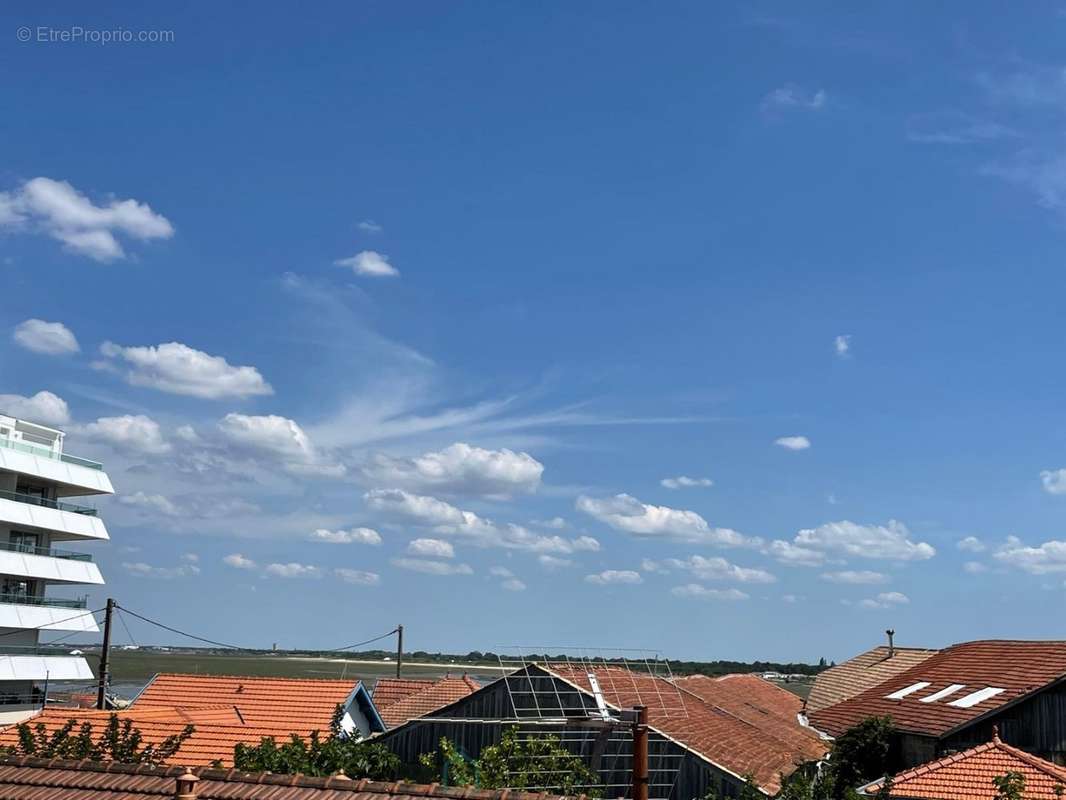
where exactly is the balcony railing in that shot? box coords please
[0,489,96,517]
[0,541,92,562]
[0,437,103,471]
[0,644,91,656]
[0,594,87,609]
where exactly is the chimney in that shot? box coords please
[886,629,895,658]
[175,768,199,800]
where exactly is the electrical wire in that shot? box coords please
[330,627,399,652]
[116,609,138,648]
[115,604,244,650]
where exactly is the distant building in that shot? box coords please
[0,415,111,723]
[858,729,1066,800]
[807,640,1066,768]
[372,675,480,729]
[379,664,829,797]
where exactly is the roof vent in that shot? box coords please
[886,629,895,658]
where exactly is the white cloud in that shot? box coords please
[366,488,597,554]
[1040,469,1066,495]
[963,561,988,574]
[407,538,455,558]
[767,540,827,567]
[640,558,668,573]
[905,111,1018,145]
[860,591,910,609]
[671,584,749,601]
[821,570,889,585]
[761,85,827,114]
[218,413,314,459]
[994,536,1066,574]
[335,250,400,277]
[361,443,543,496]
[533,517,568,529]
[775,436,811,451]
[0,391,70,426]
[834,335,851,358]
[489,566,514,578]
[666,555,776,584]
[99,341,272,399]
[182,553,199,563]
[956,536,986,553]
[538,555,574,570]
[0,177,173,261]
[575,493,761,548]
[660,475,713,490]
[585,569,642,586]
[391,557,473,576]
[122,561,199,579]
[501,578,526,591]
[334,568,381,586]
[13,319,79,355]
[80,414,171,455]
[782,594,802,603]
[117,491,180,517]
[310,527,382,545]
[571,536,600,552]
[223,553,257,570]
[264,562,322,579]
[793,520,935,561]
[357,220,383,233]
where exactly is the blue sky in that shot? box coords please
[2,2,1065,663]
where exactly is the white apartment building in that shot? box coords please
[0,414,110,723]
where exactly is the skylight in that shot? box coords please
[947,687,1005,708]
[884,681,931,700]
[919,684,966,703]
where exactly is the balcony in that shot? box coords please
[0,437,103,471]
[0,594,87,610]
[0,541,91,562]
[0,490,96,517]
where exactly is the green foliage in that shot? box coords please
[421,727,602,796]
[992,771,1026,800]
[232,704,399,779]
[827,716,895,798]
[737,772,763,800]
[4,715,193,765]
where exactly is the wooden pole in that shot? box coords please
[396,624,404,678]
[632,705,649,800]
[96,598,114,710]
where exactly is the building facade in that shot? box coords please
[0,414,110,723]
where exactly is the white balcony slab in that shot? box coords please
[0,550,103,586]
[0,448,113,496]
[0,604,99,633]
[0,655,93,681]
[0,498,109,542]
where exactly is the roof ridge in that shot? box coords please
[149,672,361,684]
[995,739,1066,782]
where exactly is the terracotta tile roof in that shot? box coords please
[805,646,938,715]
[860,734,1066,800]
[544,665,828,795]
[677,673,804,723]
[0,706,342,767]
[808,640,1066,739]
[132,673,360,733]
[0,755,589,799]
[374,677,480,728]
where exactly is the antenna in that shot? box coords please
[492,646,688,799]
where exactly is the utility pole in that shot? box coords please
[632,705,649,800]
[396,624,403,678]
[96,597,115,710]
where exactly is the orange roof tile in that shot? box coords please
[544,665,828,795]
[132,673,359,733]
[374,676,480,728]
[861,734,1066,800]
[808,640,1066,739]
[805,646,938,715]
[0,706,329,767]
[372,678,438,709]
[0,756,590,799]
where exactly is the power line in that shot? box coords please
[330,627,399,652]
[115,604,245,650]
[116,609,138,648]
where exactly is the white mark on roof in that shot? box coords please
[919,684,966,703]
[884,681,931,700]
[947,687,1005,708]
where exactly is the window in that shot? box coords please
[947,687,1005,708]
[9,532,39,554]
[919,684,966,703]
[884,681,931,700]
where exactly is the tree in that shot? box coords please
[233,705,399,779]
[4,715,194,766]
[421,727,602,796]
[992,772,1026,800]
[826,716,895,799]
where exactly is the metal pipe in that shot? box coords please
[396,624,403,678]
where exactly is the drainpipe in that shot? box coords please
[886,629,895,658]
